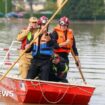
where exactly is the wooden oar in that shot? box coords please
[71,48,87,84]
[0,0,68,81]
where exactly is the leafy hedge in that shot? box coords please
[0,0,12,14]
[61,0,105,20]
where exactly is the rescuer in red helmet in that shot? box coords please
[51,16,81,81]
[26,16,55,81]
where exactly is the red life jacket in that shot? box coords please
[21,37,27,50]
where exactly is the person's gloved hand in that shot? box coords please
[76,60,81,70]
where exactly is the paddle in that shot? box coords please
[0,0,68,81]
[71,48,87,84]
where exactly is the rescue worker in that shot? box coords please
[52,16,80,65]
[51,16,81,80]
[17,17,38,79]
[26,16,55,81]
[49,54,68,83]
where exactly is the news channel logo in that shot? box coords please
[0,89,14,97]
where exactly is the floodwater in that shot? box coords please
[0,18,105,105]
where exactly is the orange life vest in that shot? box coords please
[54,25,73,53]
[33,34,47,45]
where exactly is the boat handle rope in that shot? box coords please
[30,80,93,95]
[30,80,93,104]
[31,80,69,104]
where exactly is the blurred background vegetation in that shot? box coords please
[62,0,105,20]
[0,0,105,20]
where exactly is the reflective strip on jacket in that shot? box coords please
[54,25,73,53]
[21,32,33,50]
[32,34,53,56]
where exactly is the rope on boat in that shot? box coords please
[77,86,94,94]
[31,80,70,104]
[68,78,94,94]
[30,80,93,104]
[39,80,70,104]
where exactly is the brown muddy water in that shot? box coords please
[0,18,105,105]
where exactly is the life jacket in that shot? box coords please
[54,25,73,53]
[21,32,33,50]
[32,34,53,56]
[53,63,69,74]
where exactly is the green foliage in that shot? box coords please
[51,0,56,2]
[0,0,12,14]
[61,0,105,20]
[45,0,57,11]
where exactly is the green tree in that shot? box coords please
[61,0,80,19]
[45,0,57,11]
[27,0,33,16]
[0,0,12,14]
[61,0,105,20]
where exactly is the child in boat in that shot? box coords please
[17,17,39,79]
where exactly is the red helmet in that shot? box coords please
[38,16,48,25]
[59,16,70,26]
